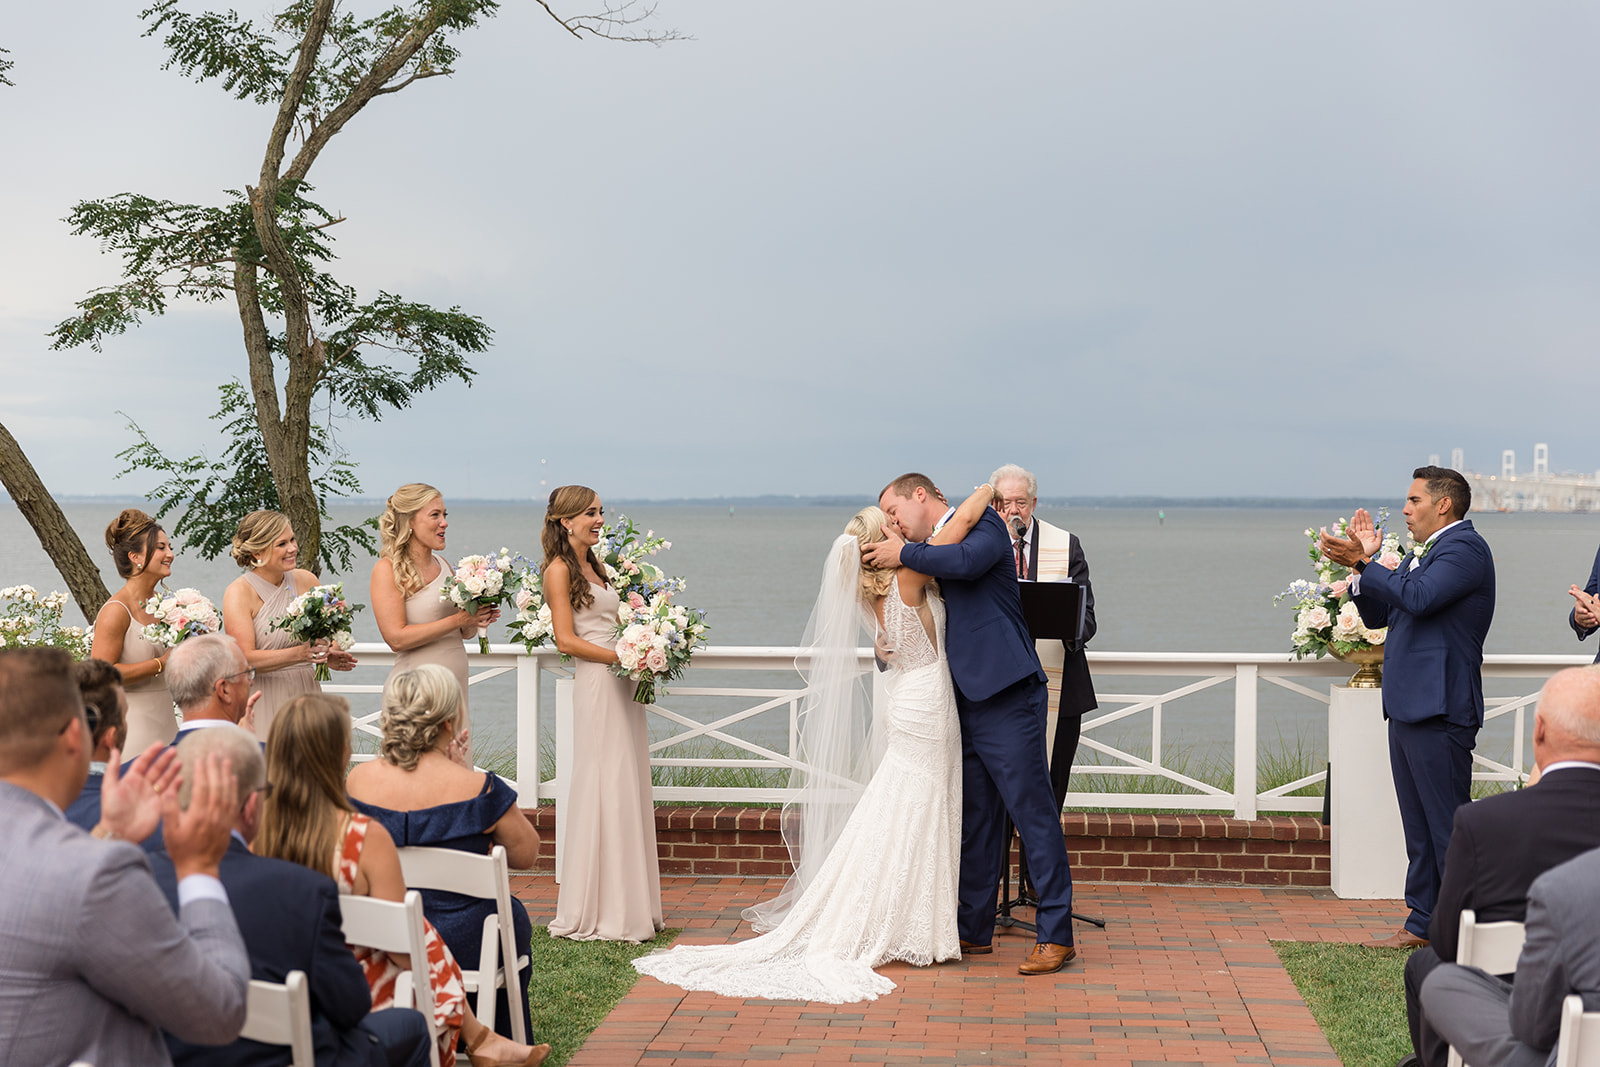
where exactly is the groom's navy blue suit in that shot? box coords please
[1352,519,1495,939]
[900,506,1076,946]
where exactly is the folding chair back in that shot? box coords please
[240,970,315,1067]
[1556,994,1600,1067]
[1448,909,1527,1067]
[397,844,529,1043]
[340,891,440,1067]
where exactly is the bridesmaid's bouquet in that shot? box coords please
[613,590,708,705]
[270,583,364,681]
[596,516,685,602]
[441,549,523,653]
[140,587,222,648]
[506,564,553,651]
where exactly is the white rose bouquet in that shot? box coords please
[0,585,92,659]
[141,587,222,648]
[613,590,708,705]
[440,549,523,653]
[595,516,685,603]
[506,562,554,651]
[1274,510,1399,659]
[269,582,364,681]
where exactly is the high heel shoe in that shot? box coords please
[464,1027,551,1067]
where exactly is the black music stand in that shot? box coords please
[995,580,1106,932]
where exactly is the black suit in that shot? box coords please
[149,838,430,1067]
[1404,765,1600,1067]
[1018,519,1098,806]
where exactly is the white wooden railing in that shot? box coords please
[326,645,1591,822]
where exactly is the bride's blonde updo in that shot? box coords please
[378,664,462,771]
[846,507,896,601]
[379,483,442,599]
[230,510,292,569]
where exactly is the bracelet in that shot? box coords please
[91,824,119,841]
[153,657,163,675]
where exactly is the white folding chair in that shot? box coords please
[397,844,530,1043]
[341,891,440,1067]
[240,970,315,1067]
[1448,909,1527,1067]
[1556,994,1600,1067]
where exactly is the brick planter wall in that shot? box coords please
[524,806,1330,888]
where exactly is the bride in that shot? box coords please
[632,485,997,1003]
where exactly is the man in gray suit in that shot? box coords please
[0,646,251,1067]
[1421,845,1600,1067]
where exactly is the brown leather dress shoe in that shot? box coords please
[1365,929,1428,950]
[959,939,993,955]
[1018,942,1076,975]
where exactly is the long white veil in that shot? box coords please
[743,533,886,932]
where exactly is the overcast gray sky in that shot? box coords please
[3,2,1597,502]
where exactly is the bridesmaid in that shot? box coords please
[222,510,357,741]
[371,484,496,758]
[543,485,663,943]
[89,508,177,755]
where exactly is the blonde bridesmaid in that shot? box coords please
[371,484,496,759]
[222,510,357,741]
[543,485,663,943]
[89,509,177,755]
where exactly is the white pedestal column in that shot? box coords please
[1328,684,1408,900]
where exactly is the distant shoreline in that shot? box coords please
[24,493,1398,510]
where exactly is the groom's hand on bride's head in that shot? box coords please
[862,530,905,569]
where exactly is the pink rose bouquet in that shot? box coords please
[1273,509,1398,659]
[612,591,708,705]
[140,587,222,648]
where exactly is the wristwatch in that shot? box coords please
[1353,558,1368,573]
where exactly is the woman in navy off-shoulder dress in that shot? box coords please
[347,664,541,1038]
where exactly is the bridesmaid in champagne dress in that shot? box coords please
[89,509,177,755]
[222,510,357,741]
[371,485,497,757]
[542,485,663,943]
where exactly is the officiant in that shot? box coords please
[991,464,1097,806]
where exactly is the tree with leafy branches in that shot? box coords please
[34,0,674,579]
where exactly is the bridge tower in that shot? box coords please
[1451,448,1464,472]
[1535,443,1549,478]
[1428,453,1440,467]
[1502,450,1516,479]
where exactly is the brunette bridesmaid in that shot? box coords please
[89,509,177,755]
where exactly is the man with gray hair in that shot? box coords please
[166,633,260,740]
[990,463,1098,807]
[149,726,432,1067]
[1401,666,1600,1067]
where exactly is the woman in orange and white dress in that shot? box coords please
[255,693,548,1067]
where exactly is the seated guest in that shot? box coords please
[65,657,129,830]
[0,646,250,1066]
[1403,666,1600,1067]
[149,725,432,1067]
[1422,844,1600,1067]
[348,665,539,1040]
[256,693,548,1067]
[166,632,263,739]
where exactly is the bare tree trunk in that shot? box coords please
[0,420,111,620]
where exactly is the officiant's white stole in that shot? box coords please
[1033,518,1075,767]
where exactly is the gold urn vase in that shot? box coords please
[1331,645,1384,689]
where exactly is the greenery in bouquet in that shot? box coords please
[269,582,364,682]
[1274,510,1401,659]
[440,549,525,653]
[141,587,222,648]
[0,586,92,659]
[612,590,709,705]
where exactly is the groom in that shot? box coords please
[864,473,1077,975]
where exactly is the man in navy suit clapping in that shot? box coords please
[1321,466,1496,949]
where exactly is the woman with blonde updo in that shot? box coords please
[258,693,549,1067]
[542,484,664,943]
[347,664,540,1041]
[89,508,178,754]
[370,484,497,752]
[222,510,356,741]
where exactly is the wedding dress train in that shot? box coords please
[633,577,961,1003]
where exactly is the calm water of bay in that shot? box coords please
[5,500,1596,769]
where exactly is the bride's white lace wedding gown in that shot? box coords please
[632,582,962,1003]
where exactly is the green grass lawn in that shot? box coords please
[526,926,680,1067]
[1273,940,1414,1067]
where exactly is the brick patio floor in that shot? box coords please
[511,875,1405,1067]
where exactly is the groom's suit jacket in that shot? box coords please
[900,507,1045,703]
[1350,519,1495,728]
